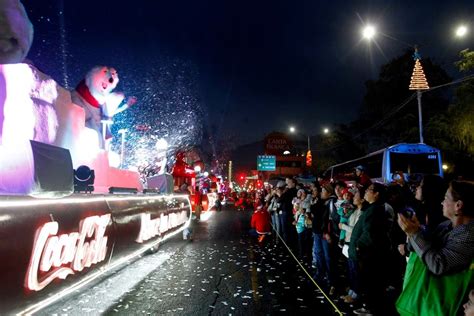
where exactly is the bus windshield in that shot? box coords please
[390,152,441,175]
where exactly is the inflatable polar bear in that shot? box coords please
[71,66,136,149]
[0,0,33,64]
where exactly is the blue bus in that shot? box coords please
[325,143,443,184]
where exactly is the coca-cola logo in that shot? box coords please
[25,214,111,291]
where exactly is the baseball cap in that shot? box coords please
[341,188,354,199]
[276,180,286,188]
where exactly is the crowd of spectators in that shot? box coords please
[249,169,474,316]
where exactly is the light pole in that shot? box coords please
[118,129,127,168]
[361,26,429,143]
[289,126,312,167]
[289,126,310,152]
[409,48,430,143]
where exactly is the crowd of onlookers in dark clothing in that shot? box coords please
[249,169,474,315]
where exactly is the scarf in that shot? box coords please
[75,80,100,108]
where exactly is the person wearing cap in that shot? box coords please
[276,180,286,189]
[311,183,337,294]
[276,178,298,244]
[355,165,372,189]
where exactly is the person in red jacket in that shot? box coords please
[250,200,272,242]
[355,165,372,189]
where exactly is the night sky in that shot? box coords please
[22,0,474,147]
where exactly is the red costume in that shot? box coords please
[250,209,271,234]
[358,173,372,188]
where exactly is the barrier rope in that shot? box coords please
[270,223,343,316]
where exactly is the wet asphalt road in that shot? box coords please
[41,206,346,315]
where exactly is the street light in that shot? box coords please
[455,25,468,38]
[362,25,376,40]
[323,128,330,135]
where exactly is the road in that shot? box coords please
[40,206,345,315]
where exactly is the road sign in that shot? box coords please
[257,155,276,171]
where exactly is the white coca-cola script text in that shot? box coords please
[25,214,111,291]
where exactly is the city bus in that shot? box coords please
[324,143,443,184]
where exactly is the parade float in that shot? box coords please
[0,1,192,313]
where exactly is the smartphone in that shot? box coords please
[399,207,415,218]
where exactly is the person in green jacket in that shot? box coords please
[349,182,392,315]
[397,180,474,315]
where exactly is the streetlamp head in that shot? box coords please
[455,25,468,38]
[289,126,296,133]
[323,128,330,134]
[362,25,376,40]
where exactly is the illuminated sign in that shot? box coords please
[264,132,292,155]
[257,155,276,171]
[306,150,312,167]
[136,210,189,243]
[25,214,111,291]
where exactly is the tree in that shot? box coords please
[453,49,474,154]
[425,49,474,177]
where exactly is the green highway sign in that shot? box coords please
[257,155,276,171]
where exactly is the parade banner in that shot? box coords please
[0,194,191,314]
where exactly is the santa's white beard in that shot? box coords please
[0,0,34,64]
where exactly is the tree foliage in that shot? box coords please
[425,49,474,176]
[455,49,474,72]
